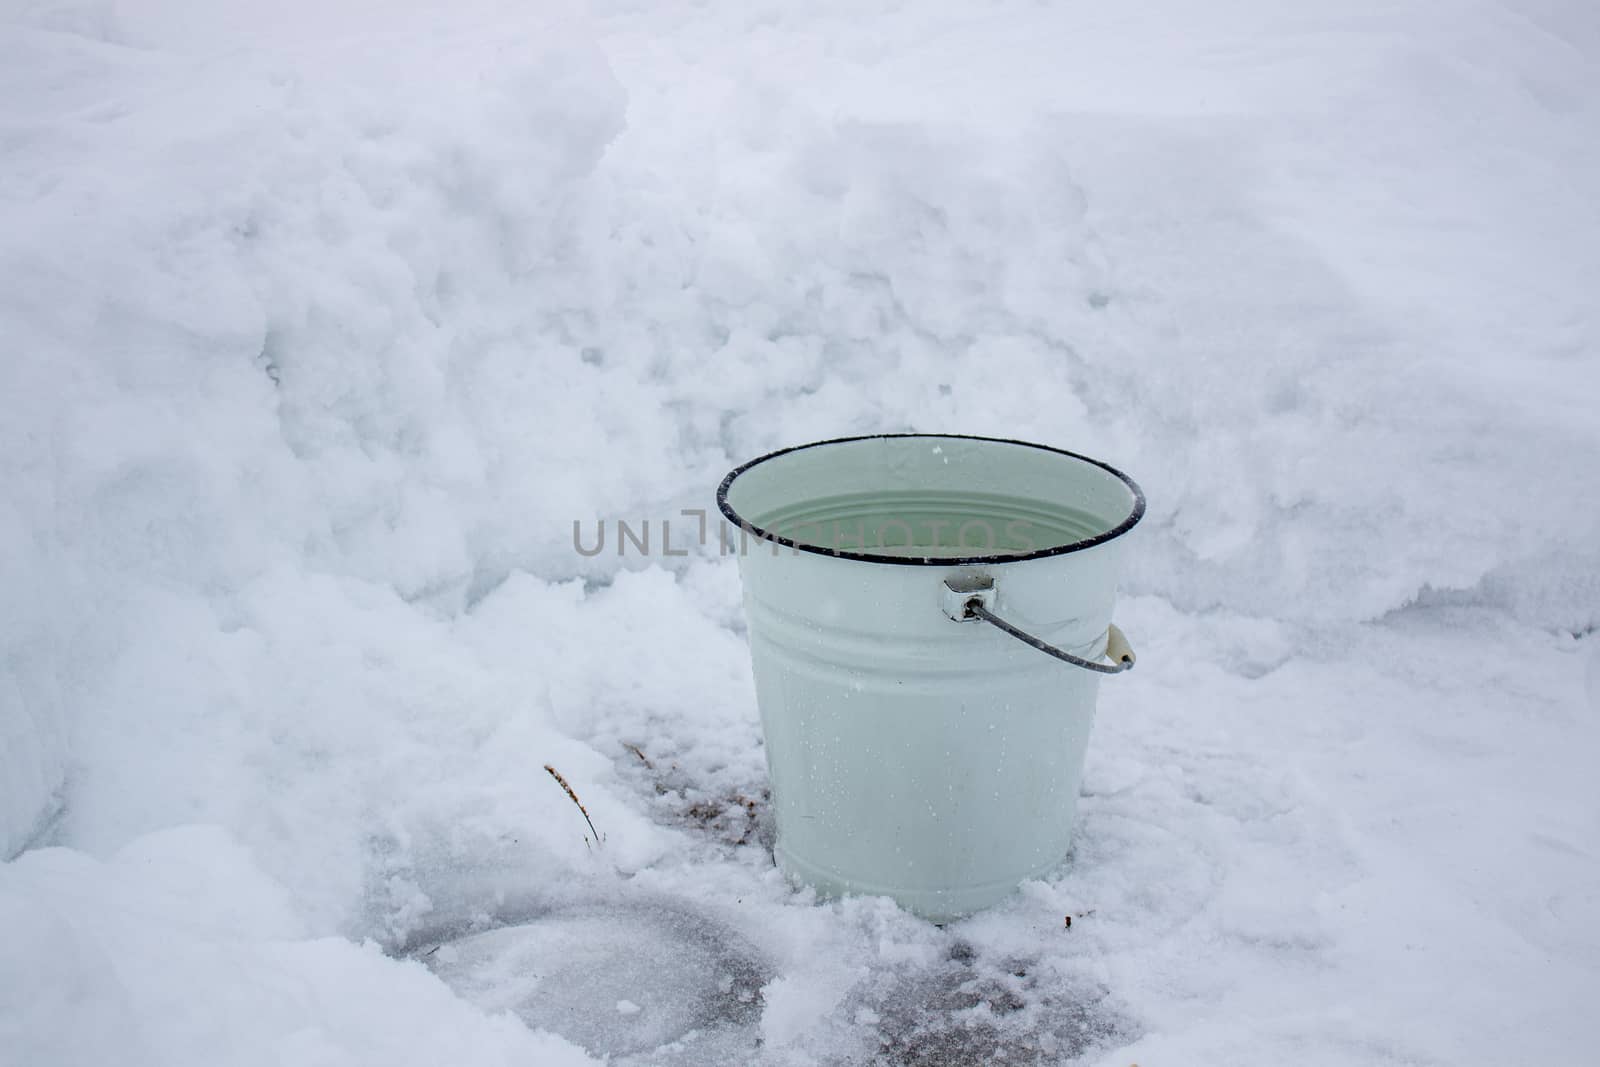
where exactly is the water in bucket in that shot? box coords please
[719,434,1143,921]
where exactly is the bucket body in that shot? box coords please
[719,434,1143,921]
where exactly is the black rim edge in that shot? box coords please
[715,432,1146,567]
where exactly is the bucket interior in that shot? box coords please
[719,435,1142,562]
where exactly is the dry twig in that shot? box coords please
[544,764,602,847]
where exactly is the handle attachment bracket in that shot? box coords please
[942,576,1135,675]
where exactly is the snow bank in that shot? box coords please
[0,825,599,1065]
[1,0,631,863]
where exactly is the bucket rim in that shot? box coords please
[716,432,1145,566]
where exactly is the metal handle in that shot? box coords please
[943,577,1136,675]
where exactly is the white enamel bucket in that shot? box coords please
[718,434,1144,921]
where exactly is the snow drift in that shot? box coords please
[2,0,1598,1063]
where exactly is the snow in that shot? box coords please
[0,826,600,1066]
[2,0,1598,1064]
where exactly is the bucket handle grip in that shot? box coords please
[945,578,1136,674]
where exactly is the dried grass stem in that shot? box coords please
[544,763,601,847]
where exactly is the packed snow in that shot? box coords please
[2,0,1598,1064]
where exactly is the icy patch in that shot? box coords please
[412,896,769,1063]
[848,940,1130,1066]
